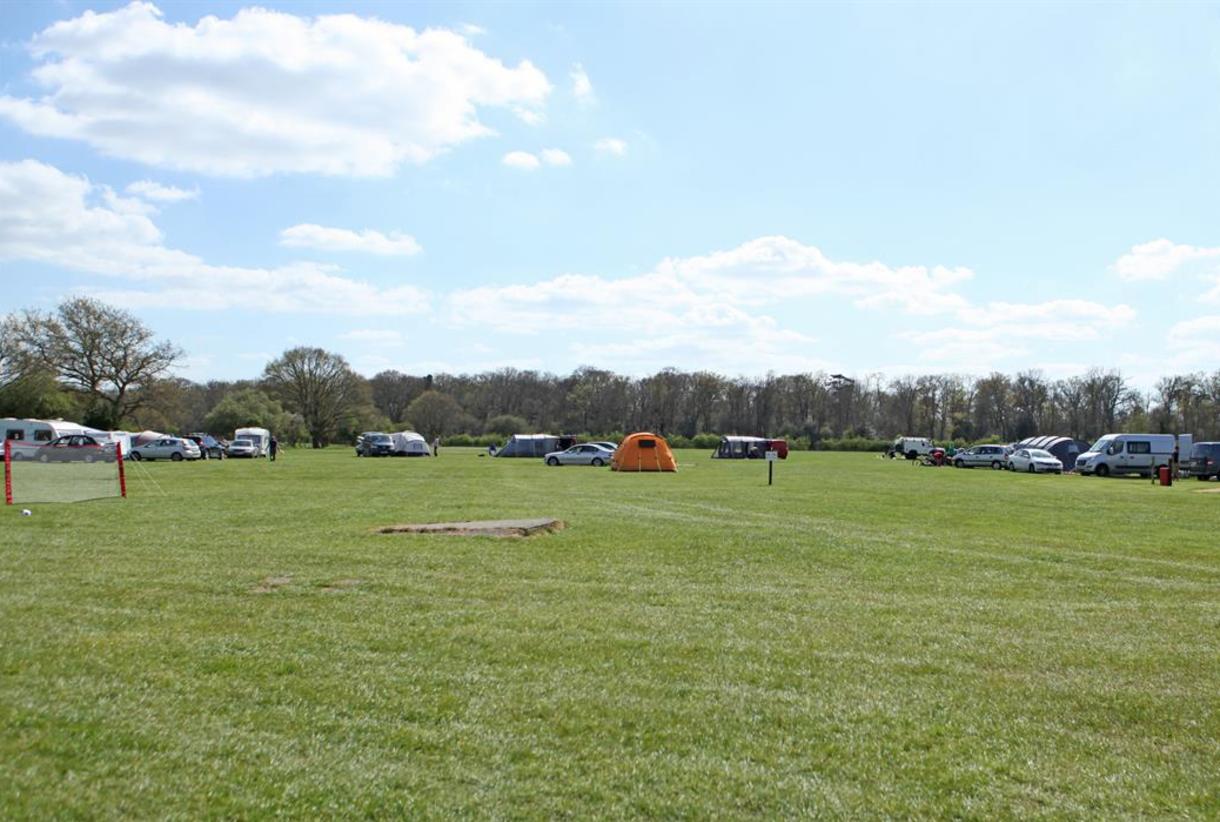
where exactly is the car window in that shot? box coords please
[1127,441,1151,455]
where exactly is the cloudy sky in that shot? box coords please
[2,1,1219,386]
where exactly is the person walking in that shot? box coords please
[269,436,279,462]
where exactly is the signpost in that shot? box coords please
[765,449,778,485]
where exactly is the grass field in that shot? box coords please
[2,448,1218,817]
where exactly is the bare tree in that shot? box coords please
[263,347,366,447]
[9,297,182,428]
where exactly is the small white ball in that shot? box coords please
[21,509,32,516]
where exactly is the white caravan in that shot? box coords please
[234,427,272,457]
[2,418,86,459]
[391,431,431,456]
[1076,433,1176,477]
[84,429,132,456]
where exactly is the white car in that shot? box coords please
[227,438,258,458]
[129,437,201,462]
[544,444,615,466]
[1008,448,1063,474]
[953,444,1010,470]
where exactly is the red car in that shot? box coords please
[35,435,116,463]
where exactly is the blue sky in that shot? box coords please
[2,1,1219,387]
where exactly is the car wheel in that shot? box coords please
[171,452,183,462]
[1096,464,1109,477]
[907,450,918,460]
[991,460,1002,470]
[38,453,49,463]
[592,457,604,467]
[954,459,964,468]
[546,457,559,466]
[130,451,142,461]
[84,454,95,464]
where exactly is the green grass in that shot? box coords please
[2,449,1218,817]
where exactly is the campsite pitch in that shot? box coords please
[1,449,1217,816]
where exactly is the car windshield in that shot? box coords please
[232,439,252,446]
[1088,436,1113,453]
[369,435,391,443]
[1029,449,1054,458]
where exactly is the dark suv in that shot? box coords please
[1187,442,1220,480]
[357,431,394,457]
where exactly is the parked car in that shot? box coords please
[227,438,258,458]
[544,444,615,466]
[1076,433,1176,477]
[888,436,934,459]
[129,437,201,462]
[1008,448,1063,474]
[35,434,116,463]
[1186,442,1220,480]
[953,444,1010,469]
[357,432,394,457]
[185,433,226,459]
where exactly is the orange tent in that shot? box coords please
[611,432,678,472]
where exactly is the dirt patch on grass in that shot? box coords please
[319,578,364,592]
[1193,487,1220,494]
[377,518,565,538]
[250,575,292,594]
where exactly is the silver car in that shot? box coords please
[227,438,257,458]
[129,437,201,462]
[953,444,1010,470]
[544,444,614,466]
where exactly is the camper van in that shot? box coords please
[1076,433,1176,477]
[234,427,272,457]
[889,436,934,459]
[2,418,86,459]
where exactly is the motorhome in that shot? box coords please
[234,427,272,457]
[1075,433,1177,477]
[2,418,86,459]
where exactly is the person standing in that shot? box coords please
[432,436,440,457]
[269,436,279,462]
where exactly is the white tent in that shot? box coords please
[391,431,431,456]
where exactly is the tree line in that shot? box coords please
[4,298,1219,448]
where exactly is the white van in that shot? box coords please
[234,427,272,457]
[2,418,86,459]
[890,436,934,459]
[1076,433,1176,477]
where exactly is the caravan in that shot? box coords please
[2,418,86,459]
[234,427,272,457]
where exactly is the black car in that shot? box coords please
[357,431,393,457]
[1187,442,1220,480]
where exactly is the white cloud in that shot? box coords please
[459,23,486,36]
[279,224,422,256]
[502,151,541,170]
[125,180,199,203]
[539,148,572,167]
[570,63,595,105]
[0,159,429,315]
[1113,238,1220,281]
[339,329,404,345]
[594,137,628,156]
[0,2,551,177]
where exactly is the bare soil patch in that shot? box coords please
[320,578,364,592]
[377,518,564,538]
[250,575,292,594]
